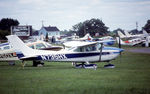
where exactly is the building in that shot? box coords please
[39,26,60,40]
[11,25,32,40]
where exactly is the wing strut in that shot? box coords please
[99,43,103,62]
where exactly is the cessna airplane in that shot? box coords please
[58,33,115,46]
[6,35,124,68]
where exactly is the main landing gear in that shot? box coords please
[33,61,44,67]
[72,62,97,69]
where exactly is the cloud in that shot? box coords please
[0,0,150,30]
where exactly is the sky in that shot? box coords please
[0,0,150,31]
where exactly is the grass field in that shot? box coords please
[0,47,150,94]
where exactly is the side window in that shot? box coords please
[35,43,46,49]
[4,46,10,50]
[74,47,84,52]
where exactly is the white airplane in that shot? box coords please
[116,37,145,46]
[59,33,115,46]
[92,36,115,46]
[76,33,116,46]
[6,35,124,68]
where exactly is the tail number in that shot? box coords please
[41,54,67,60]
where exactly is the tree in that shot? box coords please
[0,30,10,40]
[0,18,19,40]
[72,18,109,37]
[0,18,19,31]
[143,20,150,33]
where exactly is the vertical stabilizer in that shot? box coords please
[82,33,93,40]
[117,31,126,38]
[143,30,149,37]
[6,35,36,57]
[124,31,131,37]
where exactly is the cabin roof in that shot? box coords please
[63,41,97,47]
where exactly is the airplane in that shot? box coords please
[67,33,115,46]
[92,36,115,46]
[117,30,146,39]
[6,35,124,69]
[78,33,115,46]
[116,37,145,46]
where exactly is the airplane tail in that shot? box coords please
[143,30,149,37]
[82,33,93,40]
[117,31,126,38]
[6,35,37,58]
[124,31,131,37]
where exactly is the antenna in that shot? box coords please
[136,21,138,30]
[41,20,44,27]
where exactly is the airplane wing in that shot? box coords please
[63,41,98,47]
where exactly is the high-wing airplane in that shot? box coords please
[7,35,124,68]
[58,33,115,46]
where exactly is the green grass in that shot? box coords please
[0,48,150,94]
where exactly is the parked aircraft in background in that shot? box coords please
[117,30,150,46]
[116,37,145,46]
[92,36,115,46]
[0,40,63,62]
[60,33,115,46]
[117,30,147,39]
[7,35,124,69]
[124,30,145,38]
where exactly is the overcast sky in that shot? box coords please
[0,0,150,31]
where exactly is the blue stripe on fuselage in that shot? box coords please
[14,50,121,61]
[37,52,115,61]
[0,43,9,47]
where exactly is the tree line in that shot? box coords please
[0,18,150,40]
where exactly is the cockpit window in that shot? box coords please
[35,43,46,49]
[3,46,10,50]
